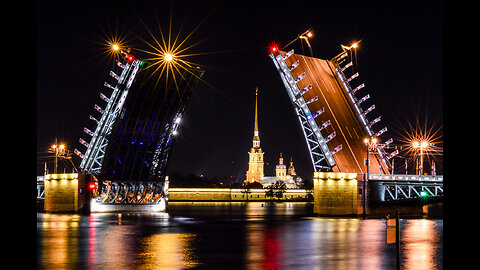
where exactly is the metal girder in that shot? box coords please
[99,181,165,204]
[80,59,142,176]
[383,183,443,201]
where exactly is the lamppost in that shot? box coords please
[282,29,314,56]
[51,138,65,174]
[363,137,377,219]
[331,41,359,61]
[299,30,314,56]
[413,141,429,175]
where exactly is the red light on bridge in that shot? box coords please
[267,41,281,55]
[89,183,97,190]
[270,45,279,53]
[127,54,135,62]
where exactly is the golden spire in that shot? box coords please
[254,87,258,133]
[252,87,260,148]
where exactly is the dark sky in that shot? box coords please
[37,0,443,180]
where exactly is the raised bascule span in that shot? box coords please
[75,54,204,210]
[269,48,393,174]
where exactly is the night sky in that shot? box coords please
[37,0,443,181]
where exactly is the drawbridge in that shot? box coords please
[269,48,395,174]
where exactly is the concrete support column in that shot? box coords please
[44,173,92,214]
[313,172,359,216]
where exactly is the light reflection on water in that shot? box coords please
[37,202,442,269]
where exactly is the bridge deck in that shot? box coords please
[283,53,384,174]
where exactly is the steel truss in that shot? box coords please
[269,52,335,172]
[80,59,142,176]
[383,183,443,201]
[100,181,166,204]
[37,176,45,199]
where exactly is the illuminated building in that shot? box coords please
[264,154,301,189]
[243,89,301,188]
[275,153,287,179]
[245,88,264,184]
[287,157,296,176]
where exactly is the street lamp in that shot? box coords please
[331,41,359,61]
[51,138,66,174]
[341,42,359,51]
[363,137,377,218]
[413,140,429,175]
[299,30,314,56]
[364,137,377,178]
[50,138,71,174]
[164,53,174,62]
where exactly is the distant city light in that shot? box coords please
[112,44,120,51]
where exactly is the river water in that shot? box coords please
[37,202,442,269]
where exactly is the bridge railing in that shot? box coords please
[368,174,443,182]
[368,174,443,202]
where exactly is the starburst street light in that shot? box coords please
[413,140,430,175]
[164,53,174,62]
[340,41,359,51]
[331,41,360,61]
[397,118,442,175]
[129,15,213,96]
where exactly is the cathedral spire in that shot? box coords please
[253,87,260,148]
[254,87,258,134]
[246,87,264,184]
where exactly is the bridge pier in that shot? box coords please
[43,173,94,214]
[313,172,364,216]
[313,172,443,217]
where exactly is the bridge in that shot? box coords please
[38,33,442,216]
[268,42,442,216]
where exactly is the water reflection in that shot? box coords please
[39,214,80,268]
[140,233,198,269]
[402,219,442,270]
[37,203,442,269]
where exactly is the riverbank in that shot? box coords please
[168,188,313,201]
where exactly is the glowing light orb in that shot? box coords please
[164,53,174,62]
[269,45,279,53]
[112,44,120,51]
